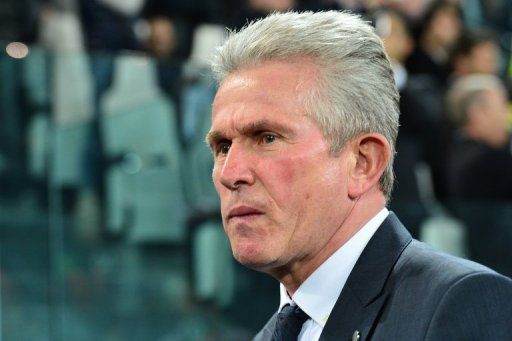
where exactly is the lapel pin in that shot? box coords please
[352,330,361,341]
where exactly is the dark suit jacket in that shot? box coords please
[255,213,512,340]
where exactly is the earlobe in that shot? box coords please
[347,134,391,199]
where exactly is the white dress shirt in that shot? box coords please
[277,208,389,341]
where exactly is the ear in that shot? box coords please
[347,133,391,199]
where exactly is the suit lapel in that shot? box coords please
[253,312,278,341]
[320,212,412,341]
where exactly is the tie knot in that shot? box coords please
[271,304,310,341]
[279,304,309,324]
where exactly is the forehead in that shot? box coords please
[211,58,320,129]
[214,58,319,105]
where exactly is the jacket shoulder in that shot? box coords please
[388,239,512,339]
[425,270,512,339]
[398,239,497,279]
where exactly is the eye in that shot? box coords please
[259,134,277,144]
[217,142,231,155]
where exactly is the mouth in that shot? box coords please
[227,205,264,221]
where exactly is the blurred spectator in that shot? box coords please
[450,28,500,77]
[377,8,447,200]
[356,2,433,204]
[376,8,414,90]
[142,1,196,60]
[406,0,462,85]
[146,16,178,59]
[445,74,512,200]
[444,28,501,164]
[462,0,512,79]
[140,0,217,92]
[375,9,418,199]
[78,0,147,110]
[445,72,512,276]
[142,13,183,113]
[80,0,144,52]
[141,0,229,57]
[140,0,222,144]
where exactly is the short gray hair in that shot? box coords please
[446,74,505,127]
[211,11,400,200]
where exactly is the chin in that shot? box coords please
[232,243,276,271]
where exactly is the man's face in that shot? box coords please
[430,6,461,48]
[468,42,499,75]
[208,59,353,274]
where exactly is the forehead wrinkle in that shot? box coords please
[221,56,320,102]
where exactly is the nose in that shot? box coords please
[217,143,255,191]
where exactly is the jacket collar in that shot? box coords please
[320,212,412,340]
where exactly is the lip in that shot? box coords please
[227,205,263,220]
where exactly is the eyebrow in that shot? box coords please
[205,130,225,147]
[206,119,295,147]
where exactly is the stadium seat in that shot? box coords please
[101,53,186,243]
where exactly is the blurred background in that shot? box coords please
[0,0,511,340]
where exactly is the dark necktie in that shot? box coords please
[271,303,310,341]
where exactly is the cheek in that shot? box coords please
[253,156,306,227]
[260,156,306,198]
[267,157,296,181]
[260,153,332,207]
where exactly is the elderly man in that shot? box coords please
[206,11,512,340]
[446,74,512,200]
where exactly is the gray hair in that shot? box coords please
[211,11,400,200]
[446,74,506,127]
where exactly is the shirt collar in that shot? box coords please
[278,208,389,327]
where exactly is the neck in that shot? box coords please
[272,189,386,295]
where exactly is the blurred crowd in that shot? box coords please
[1,0,512,205]
[1,3,511,338]
[370,0,512,204]
[0,2,512,334]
